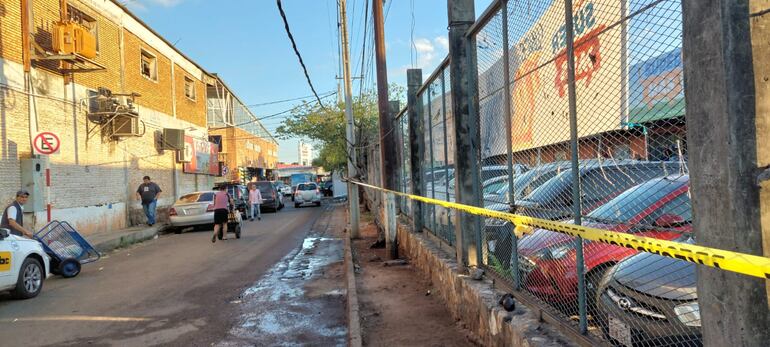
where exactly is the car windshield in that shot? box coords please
[179,192,214,203]
[587,176,690,224]
[483,180,507,195]
[299,183,317,191]
[508,166,566,199]
[522,170,572,203]
[255,182,272,194]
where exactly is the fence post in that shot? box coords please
[407,69,425,234]
[500,0,520,290]
[563,0,587,334]
[682,2,770,346]
[386,100,400,259]
[448,0,481,268]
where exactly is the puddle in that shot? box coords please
[218,236,347,346]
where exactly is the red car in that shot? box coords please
[517,174,692,306]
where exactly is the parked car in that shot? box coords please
[212,183,248,214]
[484,161,571,208]
[514,174,691,308]
[294,182,322,207]
[169,191,217,232]
[596,235,700,347]
[434,164,528,201]
[276,182,292,196]
[251,181,283,211]
[320,181,334,196]
[0,228,50,299]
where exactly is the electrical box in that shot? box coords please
[162,128,185,150]
[20,157,48,212]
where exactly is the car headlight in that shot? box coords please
[674,302,701,327]
[485,218,507,227]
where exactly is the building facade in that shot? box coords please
[0,0,276,235]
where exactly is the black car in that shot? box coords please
[212,183,248,214]
[596,236,700,347]
[250,181,284,211]
[484,160,680,269]
[320,181,334,196]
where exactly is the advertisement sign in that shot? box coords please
[478,0,685,157]
[182,136,220,175]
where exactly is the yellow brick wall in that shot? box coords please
[122,29,173,116]
[69,0,122,93]
[0,0,23,63]
[174,63,206,126]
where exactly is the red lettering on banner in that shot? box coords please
[554,25,605,98]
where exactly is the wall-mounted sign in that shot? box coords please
[182,136,219,175]
[33,132,60,155]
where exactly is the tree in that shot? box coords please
[277,86,404,174]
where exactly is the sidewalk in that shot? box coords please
[84,223,165,253]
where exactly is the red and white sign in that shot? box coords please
[33,132,60,155]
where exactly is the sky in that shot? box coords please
[125,0,493,163]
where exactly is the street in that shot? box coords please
[0,202,346,347]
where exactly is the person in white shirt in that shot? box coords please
[248,184,263,221]
[1,190,34,238]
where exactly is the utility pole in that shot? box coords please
[373,0,397,258]
[682,1,770,345]
[339,0,359,238]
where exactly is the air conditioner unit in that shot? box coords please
[162,128,185,150]
[111,114,141,138]
[52,21,97,59]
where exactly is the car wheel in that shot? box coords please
[59,258,81,278]
[295,203,300,208]
[235,225,242,239]
[172,227,182,234]
[12,257,44,299]
[315,202,321,207]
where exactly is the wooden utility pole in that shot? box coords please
[373,0,397,258]
[339,0,360,238]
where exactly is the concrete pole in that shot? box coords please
[447,0,481,268]
[407,69,424,234]
[340,0,360,238]
[682,1,770,346]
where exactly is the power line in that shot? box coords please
[246,91,336,108]
[215,92,339,129]
[276,0,329,111]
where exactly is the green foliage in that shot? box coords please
[277,85,405,173]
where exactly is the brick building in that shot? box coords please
[0,0,276,235]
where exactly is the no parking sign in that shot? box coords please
[33,132,60,155]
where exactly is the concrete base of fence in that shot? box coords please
[397,222,574,347]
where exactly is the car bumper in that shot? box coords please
[170,213,213,227]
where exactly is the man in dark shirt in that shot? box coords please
[136,176,162,226]
[1,190,34,238]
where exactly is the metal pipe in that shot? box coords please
[563,0,587,334]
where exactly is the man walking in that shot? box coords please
[136,176,162,226]
[248,184,263,221]
[1,190,34,238]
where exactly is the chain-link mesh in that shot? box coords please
[471,0,697,345]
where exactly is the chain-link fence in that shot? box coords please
[389,1,711,345]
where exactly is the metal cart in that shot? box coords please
[35,221,100,278]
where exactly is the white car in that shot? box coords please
[169,191,217,232]
[294,182,322,208]
[0,228,50,299]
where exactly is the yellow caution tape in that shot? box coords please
[350,180,770,279]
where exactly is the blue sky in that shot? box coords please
[126,0,492,163]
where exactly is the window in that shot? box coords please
[67,5,99,54]
[140,49,157,81]
[184,76,196,100]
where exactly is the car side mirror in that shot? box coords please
[655,214,686,227]
[0,228,9,240]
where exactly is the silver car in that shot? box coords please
[169,191,217,232]
[294,182,322,207]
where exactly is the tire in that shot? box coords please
[235,225,242,239]
[173,227,182,234]
[295,203,300,208]
[12,257,44,299]
[315,202,322,207]
[59,258,82,278]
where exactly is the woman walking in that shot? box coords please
[249,184,263,221]
[212,186,234,243]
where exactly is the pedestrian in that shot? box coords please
[212,186,234,243]
[0,190,34,238]
[136,176,162,226]
[248,184,263,221]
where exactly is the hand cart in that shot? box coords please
[34,221,100,278]
[217,209,242,240]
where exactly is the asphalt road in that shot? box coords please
[0,201,329,346]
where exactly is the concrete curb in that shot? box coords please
[344,229,363,347]
[90,225,162,254]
